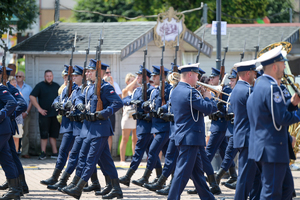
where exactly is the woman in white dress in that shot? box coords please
[120,73,138,165]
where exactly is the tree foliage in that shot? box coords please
[0,0,39,39]
[74,0,143,22]
[266,0,294,23]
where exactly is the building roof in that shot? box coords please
[10,21,213,59]
[195,23,300,53]
[10,21,156,54]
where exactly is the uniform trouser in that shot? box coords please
[199,146,215,176]
[256,161,293,200]
[79,136,118,182]
[168,145,214,200]
[0,133,18,179]
[220,136,239,171]
[234,147,261,200]
[55,131,75,170]
[21,114,30,155]
[162,139,178,178]
[146,132,169,171]
[130,133,162,170]
[206,130,235,168]
[8,134,24,176]
[66,135,108,177]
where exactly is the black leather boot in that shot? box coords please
[102,179,123,199]
[132,168,152,187]
[207,174,221,195]
[83,172,101,192]
[224,180,236,190]
[144,175,167,191]
[148,168,162,184]
[19,174,29,194]
[47,171,70,190]
[0,178,21,200]
[64,178,87,199]
[156,174,173,195]
[119,168,135,187]
[40,168,61,186]
[59,175,80,193]
[0,181,8,190]
[215,168,226,185]
[225,167,237,184]
[187,189,197,194]
[95,176,112,196]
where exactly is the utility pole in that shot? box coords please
[203,4,208,24]
[54,0,60,22]
[216,0,221,70]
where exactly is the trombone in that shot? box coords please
[196,81,231,104]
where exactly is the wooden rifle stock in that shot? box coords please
[2,67,7,86]
[95,60,103,111]
[81,67,87,93]
[67,65,73,97]
[160,65,166,106]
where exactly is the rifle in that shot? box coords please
[95,26,104,111]
[219,33,230,98]
[142,35,148,101]
[82,33,91,93]
[66,32,76,97]
[173,28,180,73]
[1,34,8,86]
[160,30,166,106]
[254,31,260,59]
[240,39,246,62]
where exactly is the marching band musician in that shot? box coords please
[247,46,300,199]
[168,63,217,200]
[215,69,239,189]
[230,60,261,200]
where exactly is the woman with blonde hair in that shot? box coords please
[119,73,138,165]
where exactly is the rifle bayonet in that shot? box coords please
[66,32,76,97]
[240,39,246,62]
[82,33,91,92]
[95,24,104,111]
[196,29,205,63]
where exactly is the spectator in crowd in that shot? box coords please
[30,70,60,160]
[120,73,138,165]
[16,71,33,158]
[58,66,68,95]
[9,76,23,152]
[103,67,122,151]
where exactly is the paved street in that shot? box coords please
[0,153,299,200]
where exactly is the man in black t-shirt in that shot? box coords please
[30,70,60,160]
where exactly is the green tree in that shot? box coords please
[266,0,294,23]
[0,0,39,40]
[74,0,143,22]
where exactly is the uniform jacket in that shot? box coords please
[171,82,217,146]
[144,82,172,134]
[7,82,27,135]
[0,84,17,135]
[210,85,231,133]
[247,75,300,163]
[75,81,123,138]
[231,80,253,148]
[123,83,155,135]
[68,85,83,136]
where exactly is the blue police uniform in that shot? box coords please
[66,60,123,198]
[51,65,76,172]
[168,64,217,200]
[248,46,299,199]
[0,83,19,180]
[230,60,261,200]
[206,68,235,171]
[132,65,172,186]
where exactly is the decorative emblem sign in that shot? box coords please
[154,7,186,49]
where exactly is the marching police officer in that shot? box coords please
[248,46,300,199]
[0,66,20,200]
[132,65,172,187]
[63,59,123,199]
[168,63,217,200]
[119,66,163,186]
